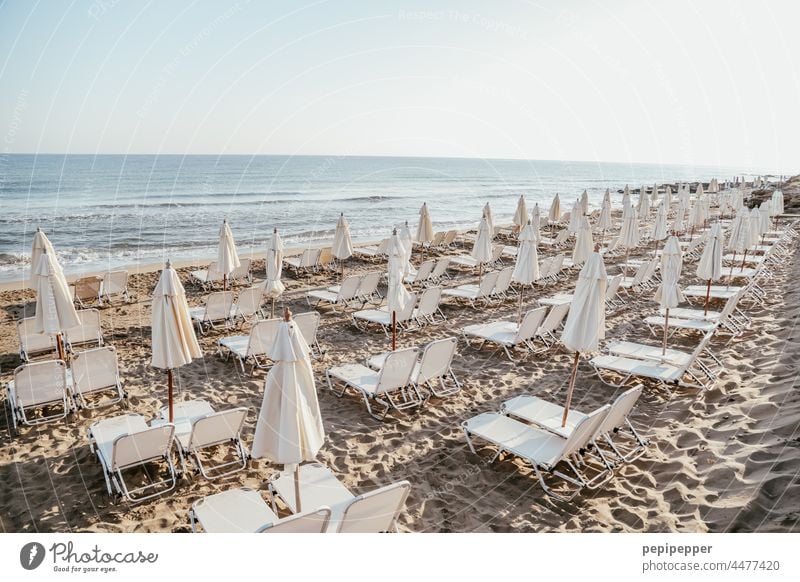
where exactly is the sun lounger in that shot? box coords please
[190,488,331,533]
[605,338,723,382]
[405,259,435,286]
[63,308,104,352]
[412,286,445,325]
[230,286,266,324]
[306,274,362,312]
[72,276,102,308]
[155,400,249,479]
[218,317,281,373]
[284,249,321,275]
[326,347,422,420]
[71,346,126,409]
[88,413,177,502]
[230,257,252,285]
[429,257,451,283]
[294,310,324,357]
[17,316,57,362]
[536,302,571,347]
[367,336,461,398]
[189,291,234,333]
[441,269,499,307]
[190,261,225,290]
[269,462,411,532]
[354,271,383,305]
[644,291,744,337]
[101,270,130,304]
[317,247,336,272]
[462,407,612,501]
[352,292,417,335]
[461,307,547,361]
[355,238,389,260]
[7,360,71,431]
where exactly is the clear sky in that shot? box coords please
[0,0,798,171]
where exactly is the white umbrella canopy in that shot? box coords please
[217,220,241,284]
[689,201,706,231]
[618,204,640,250]
[580,190,589,216]
[387,231,412,350]
[512,222,539,323]
[652,204,668,242]
[597,198,612,230]
[696,183,705,197]
[726,211,749,254]
[623,184,630,199]
[748,207,762,246]
[759,202,771,233]
[650,183,659,203]
[332,213,354,260]
[622,190,631,211]
[603,188,611,206]
[151,260,202,421]
[654,236,684,309]
[251,311,325,512]
[482,203,494,237]
[771,190,784,215]
[416,202,434,244]
[548,193,561,223]
[513,195,528,229]
[472,217,493,265]
[30,228,60,286]
[560,251,607,426]
[671,205,685,235]
[664,185,673,211]
[264,229,285,317]
[399,221,416,277]
[34,251,81,353]
[639,188,651,217]
[696,221,723,314]
[572,216,594,266]
[530,203,541,241]
[568,199,582,233]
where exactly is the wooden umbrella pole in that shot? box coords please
[662,309,669,356]
[517,287,524,325]
[561,352,581,427]
[704,279,712,316]
[392,311,397,352]
[294,464,302,513]
[624,250,630,278]
[728,252,736,289]
[56,333,65,361]
[223,274,227,291]
[271,298,275,319]
[740,249,748,270]
[167,369,174,423]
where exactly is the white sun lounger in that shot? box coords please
[644,291,744,337]
[294,310,324,357]
[101,270,130,304]
[412,286,446,325]
[461,306,547,361]
[284,248,321,275]
[462,407,612,502]
[88,413,177,502]
[354,271,383,305]
[367,337,461,398]
[355,238,390,260]
[605,338,723,382]
[269,462,411,532]
[230,286,266,324]
[189,291,234,334]
[352,293,417,336]
[64,309,104,353]
[155,400,249,480]
[429,257,451,282]
[306,274,362,312]
[17,316,57,362]
[218,317,281,373]
[190,261,225,290]
[7,359,72,431]
[441,269,500,307]
[326,347,422,420]
[230,257,252,285]
[405,259,435,286]
[190,488,331,533]
[71,346,126,410]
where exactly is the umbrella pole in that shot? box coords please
[740,249,748,270]
[662,309,669,356]
[271,298,275,319]
[478,263,483,286]
[167,369,174,423]
[223,274,227,291]
[294,464,302,513]
[56,333,65,361]
[624,250,630,278]
[728,251,736,289]
[392,311,397,351]
[562,352,580,427]
[517,287,524,325]
[704,279,712,316]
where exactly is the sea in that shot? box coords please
[0,154,779,282]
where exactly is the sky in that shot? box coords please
[0,0,798,171]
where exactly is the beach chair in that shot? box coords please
[413,286,446,325]
[17,317,56,362]
[230,286,266,325]
[218,317,281,373]
[605,337,723,384]
[156,400,249,480]
[354,271,383,305]
[355,238,390,261]
[429,257,451,283]
[501,384,648,466]
[189,291,234,333]
[64,309,104,352]
[190,261,224,290]
[190,488,331,533]
[605,274,625,311]
[7,360,71,431]
[269,462,411,532]
[644,291,744,337]
[72,276,102,308]
[367,337,461,398]
[534,302,571,348]
[230,257,252,285]
[461,307,547,361]
[306,274,362,312]
[590,332,716,390]
[491,266,515,300]
[427,231,445,249]
[100,270,130,304]
[538,229,570,248]
[441,269,500,308]
[548,253,567,281]
[352,293,417,336]
[462,406,612,502]
[284,249,320,275]
[71,346,126,410]
[619,261,652,295]
[534,257,554,286]
[88,414,177,502]
[294,310,324,357]
[442,229,458,248]
[317,247,336,272]
[326,347,422,420]
[405,259,435,286]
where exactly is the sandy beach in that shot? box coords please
[1,178,798,533]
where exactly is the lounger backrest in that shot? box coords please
[204,291,235,321]
[234,286,263,319]
[357,272,381,297]
[112,425,175,470]
[559,404,612,459]
[13,360,68,407]
[516,307,548,343]
[555,230,569,244]
[491,245,504,262]
[376,238,390,254]
[595,384,643,437]
[338,275,362,300]
[430,231,445,247]
[206,261,224,281]
[257,507,331,533]
[537,257,553,279]
[189,407,248,450]
[538,303,570,335]
[337,481,411,533]
[606,274,622,299]
[718,290,743,320]
[431,258,450,278]
[477,270,500,297]
[632,261,649,285]
[64,309,102,345]
[231,258,251,280]
[74,277,101,301]
[414,259,435,281]
[247,318,281,356]
[642,259,658,282]
[551,253,565,273]
[318,247,334,266]
[17,316,56,356]
[103,270,128,296]
[293,311,320,346]
[416,337,457,384]
[443,230,458,245]
[416,286,442,317]
[300,249,318,268]
[375,348,419,394]
[397,293,417,322]
[494,267,514,294]
[72,346,119,395]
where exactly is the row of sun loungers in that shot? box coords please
[306,271,383,311]
[17,309,103,361]
[352,287,446,335]
[72,269,131,307]
[189,258,253,289]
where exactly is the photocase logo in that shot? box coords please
[19,542,46,570]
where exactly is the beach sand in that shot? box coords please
[1,197,799,533]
